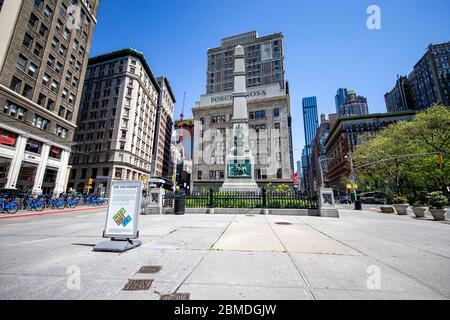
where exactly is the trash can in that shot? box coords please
[174,191,185,215]
[354,199,362,211]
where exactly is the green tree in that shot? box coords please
[353,105,450,198]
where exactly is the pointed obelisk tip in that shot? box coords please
[235,45,244,55]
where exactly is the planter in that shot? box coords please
[380,206,394,214]
[429,209,447,221]
[412,207,427,218]
[393,204,409,215]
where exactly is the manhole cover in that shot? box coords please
[137,266,162,274]
[275,222,292,225]
[160,293,190,300]
[123,279,153,291]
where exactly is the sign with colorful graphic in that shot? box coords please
[113,208,132,227]
[103,180,142,239]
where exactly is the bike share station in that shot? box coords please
[93,180,143,253]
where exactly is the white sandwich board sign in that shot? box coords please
[103,180,142,239]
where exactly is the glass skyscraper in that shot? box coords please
[302,96,319,155]
[335,88,348,114]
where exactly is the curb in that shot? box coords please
[0,206,108,220]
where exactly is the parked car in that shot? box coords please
[338,195,352,204]
[360,192,387,204]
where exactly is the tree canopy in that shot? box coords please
[353,105,450,201]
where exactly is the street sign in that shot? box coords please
[103,180,142,239]
[346,184,358,190]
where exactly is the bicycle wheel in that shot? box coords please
[55,200,65,210]
[34,201,45,212]
[6,202,18,214]
[68,200,78,209]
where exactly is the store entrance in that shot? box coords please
[42,168,58,195]
[0,157,11,188]
[16,162,38,193]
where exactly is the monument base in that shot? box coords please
[220,154,260,192]
[318,188,339,218]
[220,180,260,192]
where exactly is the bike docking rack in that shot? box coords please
[0,193,109,218]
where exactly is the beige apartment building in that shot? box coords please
[68,48,173,196]
[192,31,294,191]
[0,0,99,194]
[151,76,176,180]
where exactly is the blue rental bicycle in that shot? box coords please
[21,195,45,212]
[0,196,19,214]
[46,196,66,210]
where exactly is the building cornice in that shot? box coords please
[325,110,417,147]
[88,48,160,94]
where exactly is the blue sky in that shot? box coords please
[89,0,450,166]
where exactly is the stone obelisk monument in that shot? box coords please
[220,45,259,192]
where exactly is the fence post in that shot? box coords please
[209,188,214,208]
[262,188,267,208]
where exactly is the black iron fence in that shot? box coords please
[163,189,318,209]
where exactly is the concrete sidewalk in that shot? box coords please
[0,208,448,300]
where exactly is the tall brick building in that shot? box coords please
[0,0,99,194]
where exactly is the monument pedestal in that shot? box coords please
[318,188,339,218]
[220,154,259,192]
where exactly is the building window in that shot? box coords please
[81,168,87,179]
[47,54,55,68]
[277,168,282,179]
[34,0,44,10]
[51,80,58,92]
[29,13,39,29]
[3,101,27,121]
[115,168,122,179]
[32,115,50,131]
[22,84,33,99]
[27,63,38,78]
[55,61,62,74]
[43,5,53,20]
[10,77,22,92]
[49,146,62,159]
[55,125,68,139]
[273,108,280,117]
[197,171,202,180]
[276,152,282,161]
[0,129,18,147]
[58,106,65,118]
[37,94,46,106]
[39,24,48,38]
[42,73,50,87]
[33,42,43,57]
[16,54,27,71]
[25,139,42,154]
[46,99,55,111]
[23,33,33,49]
